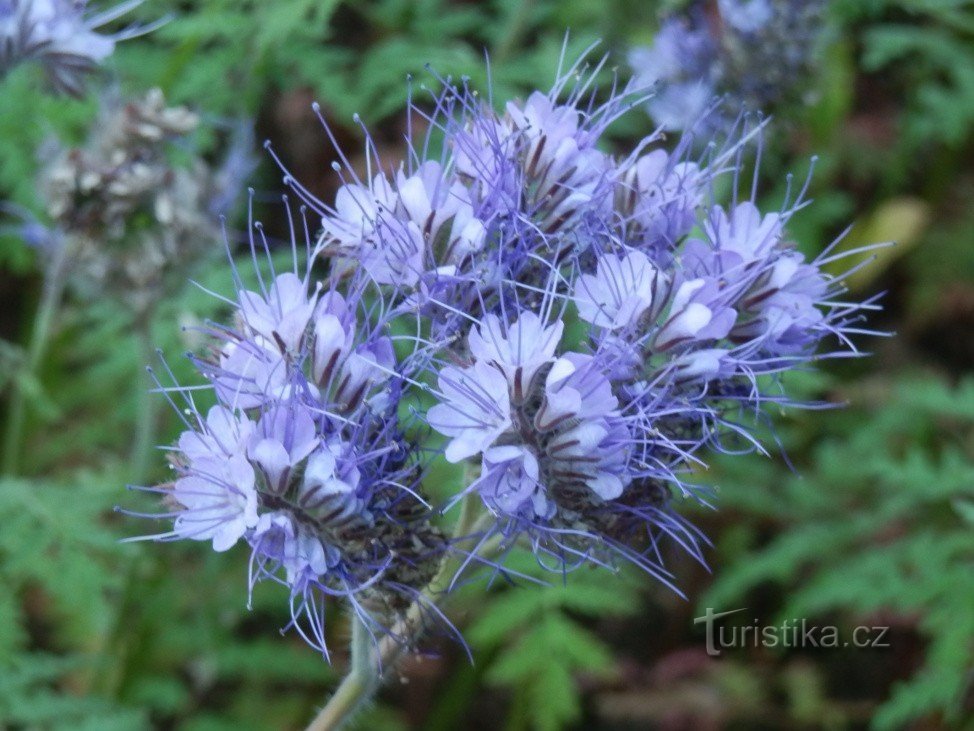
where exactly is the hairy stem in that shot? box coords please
[2,242,70,476]
[306,616,378,731]
[305,494,490,731]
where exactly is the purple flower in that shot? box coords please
[311,291,356,386]
[536,353,617,431]
[126,206,449,655]
[538,354,628,500]
[477,445,550,520]
[360,216,426,287]
[617,150,702,245]
[238,272,318,356]
[669,347,734,383]
[719,0,774,33]
[655,277,737,350]
[633,16,716,85]
[178,405,254,464]
[705,202,783,262]
[215,339,293,411]
[296,440,363,521]
[630,0,828,132]
[319,175,425,287]
[467,312,563,401]
[333,339,396,413]
[453,113,516,206]
[506,92,611,230]
[574,250,667,331]
[250,511,333,588]
[172,454,259,552]
[547,417,630,501]
[429,314,634,536]
[248,404,319,496]
[628,16,718,132]
[131,46,877,651]
[427,360,512,463]
[319,162,486,289]
[449,84,618,242]
[319,174,395,251]
[395,161,487,265]
[734,251,830,352]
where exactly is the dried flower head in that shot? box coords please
[38,88,242,318]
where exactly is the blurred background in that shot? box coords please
[0,0,972,729]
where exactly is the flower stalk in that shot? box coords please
[307,496,488,730]
[306,616,378,731]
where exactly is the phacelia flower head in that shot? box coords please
[131,45,879,657]
[397,50,874,588]
[427,305,702,586]
[573,249,668,331]
[128,214,447,655]
[272,50,656,345]
[630,0,828,133]
[0,0,154,96]
[276,47,875,589]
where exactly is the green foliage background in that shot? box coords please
[1,0,973,729]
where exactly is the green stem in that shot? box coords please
[492,0,535,65]
[305,495,491,731]
[306,616,378,731]
[129,316,159,483]
[2,242,70,476]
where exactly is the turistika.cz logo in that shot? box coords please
[694,608,892,657]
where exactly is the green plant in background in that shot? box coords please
[114,0,653,120]
[1,87,235,477]
[703,374,974,728]
[463,559,642,731]
[0,475,146,729]
[842,0,974,155]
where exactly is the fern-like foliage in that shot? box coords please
[114,0,616,121]
[702,375,974,729]
[0,474,146,727]
[833,0,974,153]
[0,653,146,730]
[462,554,643,731]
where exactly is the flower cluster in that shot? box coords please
[629,0,827,132]
[280,55,871,588]
[0,0,150,96]
[38,88,243,318]
[136,251,446,652]
[425,204,859,582]
[136,50,874,653]
[280,58,675,353]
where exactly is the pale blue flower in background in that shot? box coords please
[0,0,154,95]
